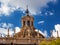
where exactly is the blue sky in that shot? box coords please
[0,0,60,37]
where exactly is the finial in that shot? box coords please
[26,5,29,15]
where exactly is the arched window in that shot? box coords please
[23,21,25,26]
[27,21,30,26]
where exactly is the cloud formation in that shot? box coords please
[0,22,21,37]
[0,28,14,37]
[45,11,54,16]
[38,21,45,24]
[0,23,14,37]
[0,0,56,16]
[0,27,21,37]
[15,27,21,33]
[0,23,13,28]
[44,30,48,37]
[52,24,60,38]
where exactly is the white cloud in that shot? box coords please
[55,24,60,37]
[0,3,16,16]
[52,30,57,38]
[38,21,45,24]
[0,28,14,37]
[49,12,54,15]
[45,12,48,16]
[44,30,48,38]
[55,24,60,31]
[0,23,13,28]
[15,27,21,33]
[0,4,10,15]
[0,22,14,37]
[0,23,21,37]
[0,0,57,16]
[52,24,60,38]
[45,11,54,16]
[0,27,21,37]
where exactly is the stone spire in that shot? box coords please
[7,28,10,37]
[14,29,16,35]
[25,5,29,15]
[0,34,2,37]
[57,31,59,38]
[50,30,53,38]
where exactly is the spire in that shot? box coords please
[26,5,29,15]
[57,31,59,38]
[14,29,16,35]
[50,30,53,38]
[7,28,10,37]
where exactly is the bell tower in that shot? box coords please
[20,6,36,38]
[22,6,34,29]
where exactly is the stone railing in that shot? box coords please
[0,37,45,44]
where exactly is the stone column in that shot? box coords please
[37,30,40,38]
[28,29,30,37]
